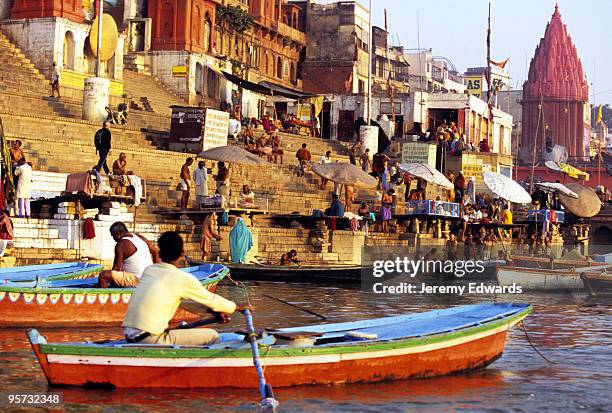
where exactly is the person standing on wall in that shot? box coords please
[94,121,112,174]
[50,62,61,98]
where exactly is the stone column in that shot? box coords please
[83,77,110,122]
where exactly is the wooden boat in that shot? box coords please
[581,270,612,296]
[27,302,530,389]
[507,255,597,270]
[496,264,611,291]
[0,262,103,283]
[0,264,228,327]
[200,261,371,283]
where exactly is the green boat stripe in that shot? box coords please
[39,306,531,358]
[1,268,229,294]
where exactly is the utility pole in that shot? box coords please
[486,2,492,103]
[96,0,103,77]
[367,0,372,126]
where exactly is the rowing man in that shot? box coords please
[123,231,251,345]
[98,222,160,288]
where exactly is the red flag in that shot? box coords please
[489,57,510,69]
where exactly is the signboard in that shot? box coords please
[170,106,204,143]
[465,75,483,98]
[401,142,436,166]
[172,65,187,77]
[380,101,402,115]
[296,103,312,122]
[202,108,229,151]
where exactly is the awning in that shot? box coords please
[257,81,315,99]
[221,70,273,96]
[203,62,315,99]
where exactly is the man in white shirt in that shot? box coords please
[193,161,208,207]
[228,116,241,140]
[123,231,251,345]
[50,62,61,98]
[319,150,332,189]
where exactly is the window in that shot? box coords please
[358,79,365,94]
[207,68,218,98]
[276,56,282,78]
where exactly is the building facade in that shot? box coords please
[1,0,126,98]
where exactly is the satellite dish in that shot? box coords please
[558,183,602,218]
[89,13,119,62]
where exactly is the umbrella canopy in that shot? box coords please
[311,163,378,188]
[483,172,532,204]
[535,182,579,198]
[198,145,266,166]
[397,163,453,190]
[545,161,589,180]
[558,183,601,218]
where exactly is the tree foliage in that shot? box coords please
[217,5,254,34]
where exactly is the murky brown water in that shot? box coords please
[1,281,610,412]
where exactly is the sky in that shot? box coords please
[319,0,612,106]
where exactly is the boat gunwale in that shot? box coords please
[0,266,229,294]
[36,304,531,359]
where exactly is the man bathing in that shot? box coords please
[98,222,160,288]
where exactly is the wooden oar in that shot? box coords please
[242,309,278,413]
[261,293,327,320]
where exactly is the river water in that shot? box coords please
[1,281,610,413]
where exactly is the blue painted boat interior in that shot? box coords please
[0,262,102,281]
[271,302,530,343]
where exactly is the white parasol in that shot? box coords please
[311,163,378,188]
[535,182,579,198]
[198,145,267,166]
[397,163,453,190]
[483,171,532,204]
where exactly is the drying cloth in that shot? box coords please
[329,216,337,230]
[128,175,143,207]
[229,217,253,263]
[221,211,229,225]
[83,218,96,239]
[350,217,358,235]
[65,172,93,196]
[343,212,362,221]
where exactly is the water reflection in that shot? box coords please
[0,281,610,412]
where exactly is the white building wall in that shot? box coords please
[1,17,124,80]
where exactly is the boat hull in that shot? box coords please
[0,284,218,327]
[29,307,528,388]
[1,264,228,327]
[582,273,612,295]
[497,267,583,291]
[224,263,370,283]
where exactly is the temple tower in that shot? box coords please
[521,4,590,161]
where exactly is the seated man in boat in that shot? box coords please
[98,222,160,288]
[280,249,299,266]
[123,231,251,345]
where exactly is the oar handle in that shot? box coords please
[242,309,269,402]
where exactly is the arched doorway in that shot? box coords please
[63,31,75,70]
[203,13,211,52]
[192,6,201,48]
